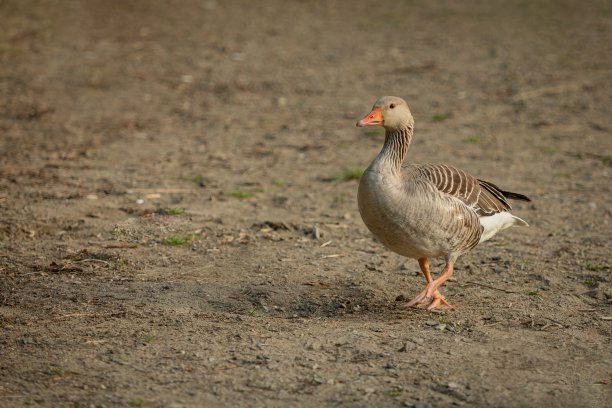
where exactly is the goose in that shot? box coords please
[356,96,530,310]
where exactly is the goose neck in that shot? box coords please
[378,124,414,173]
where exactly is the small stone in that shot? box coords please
[447,381,460,389]
[275,96,288,107]
[425,320,438,326]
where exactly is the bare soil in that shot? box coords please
[1,1,610,407]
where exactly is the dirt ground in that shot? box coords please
[1,1,610,407]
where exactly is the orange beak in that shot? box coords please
[356,107,384,127]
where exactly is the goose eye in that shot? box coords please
[389,103,396,109]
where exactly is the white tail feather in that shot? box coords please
[479,212,529,243]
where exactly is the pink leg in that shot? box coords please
[419,258,433,284]
[402,260,454,311]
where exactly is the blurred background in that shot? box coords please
[1,1,610,407]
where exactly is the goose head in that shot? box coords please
[356,96,413,132]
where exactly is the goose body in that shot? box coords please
[356,96,530,310]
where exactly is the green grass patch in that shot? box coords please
[127,399,146,407]
[583,277,597,287]
[341,395,361,404]
[166,207,184,216]
[432,113,448,122]
[183,174,206,184]
[464,134,481,143]
[257,148,275,157]
[527,289,540,296]
[271,179,286,187]
[161,234,198,246]
[46,366,65,376]
[112,226,126,240]
[585,263,605,272]
[115,257,128,270]
[335,167,363,182]
[599,155,612,166]
[383,388,402,397]
[229,191,256,199]
[438,316,452,325]
[144,335,155,344]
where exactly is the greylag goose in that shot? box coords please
[356,96,530,310]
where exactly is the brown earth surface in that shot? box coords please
[1,1,611,407]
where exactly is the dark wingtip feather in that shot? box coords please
[477,179,511,208]
[501,190,531,202]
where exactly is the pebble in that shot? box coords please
[398,342,413,352]
[275,96,288,107]
[425,320,438,326]
[447,382,460,389]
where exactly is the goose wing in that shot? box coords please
[410,164,529,216]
